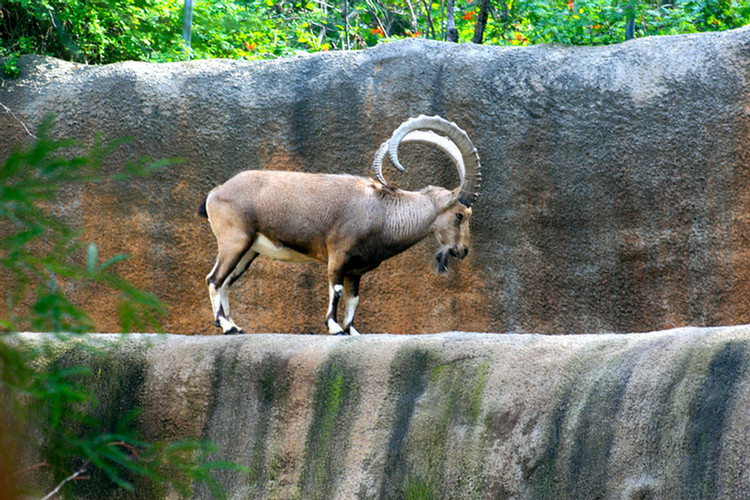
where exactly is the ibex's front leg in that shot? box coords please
[325,256,347,335]
[341,274,361,336]
[325,283,345,335]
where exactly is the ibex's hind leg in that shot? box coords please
[341,274,361,336]
[206,235,258,334]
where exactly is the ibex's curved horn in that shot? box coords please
[372,141,392,186]
[371,115,482,207]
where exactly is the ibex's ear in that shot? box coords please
[445,187,464,208]
[423,186,457,210]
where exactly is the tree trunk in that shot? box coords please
[625,17,635,40]
[472,0,490,44]
[420,0,436,39]
[182,0,193,56]
[625,0,636,40]
[343,0,350,49]
[446,0,458,42]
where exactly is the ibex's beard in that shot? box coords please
[434,246,468,275]
[435,249,450,274]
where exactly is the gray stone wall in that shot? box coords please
[2,27,750,334]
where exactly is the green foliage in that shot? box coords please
[0,51,20,77]
[1,0,749,68]
[0,118,166,333]
[0,118,245,498]
[0,0,178,63]
[2,338,243,498]
[501,0,750,45]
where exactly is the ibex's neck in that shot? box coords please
[382,187,450,248]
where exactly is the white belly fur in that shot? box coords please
[251,233,316,263]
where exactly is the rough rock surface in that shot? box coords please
[13,328,750,499]
[2,28,750,334]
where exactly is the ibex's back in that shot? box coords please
[205,171,383,262]
[200,115,481,335]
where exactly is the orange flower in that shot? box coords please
[244,41,257,51]
[406,29,422,37]
[462,10,475,20]
[371,26,385,36]
[567,0,574,11]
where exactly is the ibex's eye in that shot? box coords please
[455,213,464,222]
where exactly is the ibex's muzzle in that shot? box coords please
[449,246,469,259]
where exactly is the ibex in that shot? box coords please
[198,115,481,335]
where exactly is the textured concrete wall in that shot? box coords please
[14,328,750,499]
[2,28,750,334]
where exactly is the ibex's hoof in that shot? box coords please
[224,327,244,335]
[347,326,361,336]
[327,318,344,335]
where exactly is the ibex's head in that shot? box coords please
[432,201,472,274]
[372,115,482,274]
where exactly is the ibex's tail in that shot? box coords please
[197,196,209,218]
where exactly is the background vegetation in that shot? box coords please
[0,120,243,498]
[1,0,749,68]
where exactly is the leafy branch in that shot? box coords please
[0,116,246,498]
[0,117,168,334]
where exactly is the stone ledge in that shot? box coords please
[9,326,750,499]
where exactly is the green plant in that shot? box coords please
[1,0,749,64]
[0,52,20,78]
[0,119,167,333]
[0,116,244,499]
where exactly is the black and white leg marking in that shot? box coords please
[207,246,258,334]
[325,257,349,335]
[341,274,361,335]
[326,283,345,335]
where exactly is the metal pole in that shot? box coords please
[183,0,194,58]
